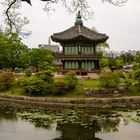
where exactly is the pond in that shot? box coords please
[0,103,140,140]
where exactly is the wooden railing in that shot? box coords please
[56,53,102,60]
[57,68,101,73]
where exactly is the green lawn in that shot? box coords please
[0,86,25,96]
[82,79,100,88]
[63,79,100,97]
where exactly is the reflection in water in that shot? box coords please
[0,104,17,120]
[54,125,102,140]
[0,103,140,140]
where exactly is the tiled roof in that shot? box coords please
[51,25,109,43]
[51,11,109,43]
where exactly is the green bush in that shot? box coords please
[134,69,140,85]
[0,72,14,91]
[20,77,53,96]
[124,77,133,89]
[64,71,78,90]
[99,71,121,88]
[25,69,32,77]
[53,81,68,96]
[35,70,54,84]
[19,70,54,96]
[19,71,78,96]
[52,71,78,96]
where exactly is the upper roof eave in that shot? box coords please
[51,25,109,43]
[51,33,109,43]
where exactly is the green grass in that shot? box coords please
[82,79,100,88]
[0,86,25,96]
[62,79,100,98]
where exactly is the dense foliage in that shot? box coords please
[0,32,28,70]
[64,71,78,90]
[53,71,78,95]
[0,71,14,91]
[29,48,54,71]
[0,31,54,72]
[99,70,121,88]
[19,71,78,96]
[100,57,121,71]
[19,70,54,96]
[134,69,140,85]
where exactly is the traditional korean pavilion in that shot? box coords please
[51,11,109,75]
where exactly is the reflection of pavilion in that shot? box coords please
[53,126,102,140]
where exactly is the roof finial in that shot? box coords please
[75,11,83,26]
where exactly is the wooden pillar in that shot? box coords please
[62,61,65,69]
[95,60,99,69]
[94,46,96,55]
[78,61,81,69]
[78,44,81,54]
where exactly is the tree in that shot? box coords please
[100,57,109,68]
[108,57,121,71]
[0,31,29,70]
[29,48,54,71]
[119,53,134,65]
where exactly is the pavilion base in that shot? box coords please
[57,69,101,76]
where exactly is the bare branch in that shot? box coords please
[3,0,128,36]
[102,0,128,6]
[5,0,17,34]
[3,0,31,38]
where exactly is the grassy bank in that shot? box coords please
[1,79,140,98]
[1,72,140,98]
[0,78,101,98]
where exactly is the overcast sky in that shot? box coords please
[0,0,140,51]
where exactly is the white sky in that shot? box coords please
[0,0,140,51]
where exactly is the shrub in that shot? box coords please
[19,71,78,96]
[20,77,53,96]
[64,71,78,90]
[25,69,32,77]
[0,72,14,91]
[53,71,78,96]
[20,70,54,96]
[53,81,68,96]
[99,71,121,88]
[134,69,140,85]
[124,77,133,89]
[35,70,54,84]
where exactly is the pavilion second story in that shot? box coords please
[56,43,102,60]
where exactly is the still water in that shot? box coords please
[0,103,140,140]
